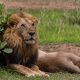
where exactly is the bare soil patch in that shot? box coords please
[40,43,80,53]
[1,0,80,9]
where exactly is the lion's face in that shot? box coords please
[8,12,38,45]
[17,18,37,44]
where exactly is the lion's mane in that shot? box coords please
[1,12,38,67]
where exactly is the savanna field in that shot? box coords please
[1,0,80,80]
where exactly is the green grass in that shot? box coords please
[1,67,80,80]
[0,9,80,80]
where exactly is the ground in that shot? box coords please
[1,0,80,9]
[40,43,80,53]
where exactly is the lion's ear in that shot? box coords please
[33,17,38,26]
[35,18,38,24]
[7,21,15,27]
[7,14,21,27]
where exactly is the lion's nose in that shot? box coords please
[29,32,35,36]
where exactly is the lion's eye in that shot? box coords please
[20,24,26,30]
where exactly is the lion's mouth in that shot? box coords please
[25,37,36,44]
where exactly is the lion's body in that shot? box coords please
[37,50,80,73]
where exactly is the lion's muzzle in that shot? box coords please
[25,32,36,44]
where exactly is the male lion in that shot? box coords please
[1,12,80,77]
[1,12,48,77]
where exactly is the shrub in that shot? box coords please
[0,3,13,54]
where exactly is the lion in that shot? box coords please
[1,12,49,77]
[37,50,80,73]
[1,12,80,77]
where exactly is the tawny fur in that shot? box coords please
[37,50,80,73]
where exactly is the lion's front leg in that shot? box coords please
[31,65,49,77]
[8,64,38,77]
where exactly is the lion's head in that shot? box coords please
[5,12,38,45]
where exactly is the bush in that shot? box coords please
[0,4,7,32]
[0,3,13,54]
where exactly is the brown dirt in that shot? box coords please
[40,43,80,53]
[1,0,80,10]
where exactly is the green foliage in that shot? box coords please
[0,41,7,49]
[0,41,13,54]
[0,4,8,32]
[0,3,13,54]
[2,48,13,54]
